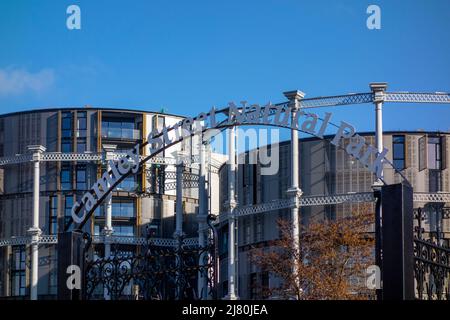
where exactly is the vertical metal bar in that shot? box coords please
[283,90,305,298]
[226,127,238,300]
[27,145,46,300]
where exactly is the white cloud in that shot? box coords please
[0,67,55,97]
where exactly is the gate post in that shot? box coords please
[57,230,86,300]
[380,183,414,300]
[27,145,46,300]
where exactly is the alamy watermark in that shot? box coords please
[367,5,381,30]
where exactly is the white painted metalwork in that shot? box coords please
[0,154,32,166]
[0,236,30,247]
[0,235,198,248]
[299,93,374,109]
[42,152,102,162]
[413,192,450,203]
[39,235,58,244]
[234,198,295,218]
[385,92,450,104]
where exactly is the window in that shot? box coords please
[243,218,251,244]
[114,224,134,236]
[49,196,58,235]
[61,112,73,137]
[77,111,87,137]
[392,135,405,170]
[77,139,86,153]
[112,199,135,218]
[76,112,87,152]
[115,175,136,191]
[64,195,74,229]
[255,216,263,242]
[61,165,72,190]
[10,246,26,296]
[429,170,442,192]
[101,119,136,139]
[95,223,135,236]
[76,165,87,190]
[62,141,72,153]
[61,112,73,152]
[428,137,442,170]
[94,223,102,236]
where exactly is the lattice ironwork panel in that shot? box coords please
[164,181,199,191]
[413,193,450,203]
[234,198,295,218]
[42,152,102,162]
[0,154,32,166]
[182,237,199,247]
[299,93,374,109]
[300,192,376,206]
[39,235,58,244]
[385,92,450,104]
[0,236,30,247]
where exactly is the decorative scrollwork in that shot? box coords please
[413,206,450,300]
[83,217,216,300]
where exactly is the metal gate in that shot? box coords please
[413,206,450,300]
[80,215,217,300]
[377,184,450,300]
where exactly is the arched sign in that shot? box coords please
[69,101,397,230]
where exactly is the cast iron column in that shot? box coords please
[225,127,238,300]
[283,91,304,277]
[102,144,116,300]
[198,141,209,299]
[27,145,46,300]
[370,82,388,183]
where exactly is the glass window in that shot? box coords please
[114,225,134,237]
[62,141,72,153]
[429,169,442,192]
[94,223,102,236]
[49,196,58,234]
[77,139,86,153]
[77,111,87,137]
[428,137,442,170]
[64,195,74,229]
[61,166,72,190]
[115,175,136,191]
[62,112,73,138]
[10,246,26,296]
[94,205,103,217]
[392,135,405,170]
[112,199,135,218]
[61,112,73,153]
[101,119,136,139]
[76,166,87,190]
[255,216,263,242]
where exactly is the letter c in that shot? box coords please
[71,201,86,224]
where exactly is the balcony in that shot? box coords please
[101,128,141,140]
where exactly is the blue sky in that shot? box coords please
[0,0,449,134]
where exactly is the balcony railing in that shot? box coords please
[101,128,141,140]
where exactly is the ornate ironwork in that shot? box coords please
[83,216,216,300]
[299,93,374,109]
[413,207,450,300]
[385,92,450,104]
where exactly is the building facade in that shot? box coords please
[216,131,450,299]
[0,107,223,299]
[0,106,449,300]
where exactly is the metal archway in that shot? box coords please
[55,86,449,300]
